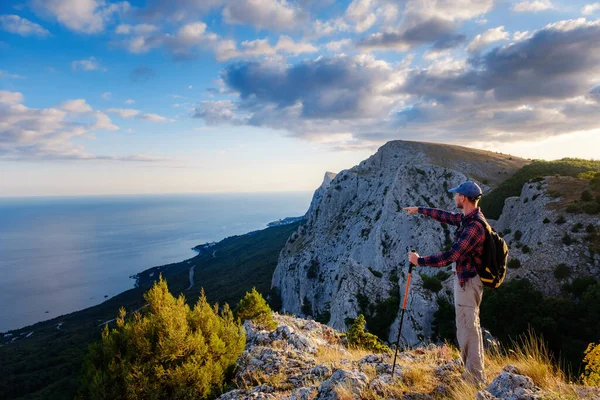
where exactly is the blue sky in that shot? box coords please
[1,0,600,196]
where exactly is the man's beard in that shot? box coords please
[456,201,463,209]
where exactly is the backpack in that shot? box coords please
[471,216,508,288]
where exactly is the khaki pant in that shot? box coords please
[453,272,486,384]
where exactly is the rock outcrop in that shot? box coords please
[217,313,599,400]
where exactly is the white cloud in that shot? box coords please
[72,56,106,71]
[139,113,171,122]
[60,99,93,113]
[0,14,50,37]
[93,111,119,131]
[30,0,130,34]
[115,23,157,35]
[511,0,554,12]
[124,99,135,105]
[0,91,136,161]
[0,90,24,105]
[106,108,172,122]
[0,70,25,79]
[582,3,600,15]
[513,30,533,41]
[106,108,140,118]
[240,35,318,57]
[466,26,509,53]
[325,39,352,52]
[222,0,304,31]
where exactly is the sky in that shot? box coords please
[1,0,600,197]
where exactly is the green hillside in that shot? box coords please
[480,158,600,219]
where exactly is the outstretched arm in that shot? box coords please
[417,222,485,268]
[417,207,462,226]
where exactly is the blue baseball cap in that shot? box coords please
[448,181,482,198]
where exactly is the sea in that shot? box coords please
[0,191,313,332]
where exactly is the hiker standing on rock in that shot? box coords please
[403,181,487,386]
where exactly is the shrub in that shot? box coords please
[566,204,582,213]
[572,223,583,233]
[582,190,594,202]
[421,273,443,293]
[503,228,512,235]
[347,314,391,353]
[507,258,522,269]
[556,215,566,224]
[235,287,278,330]
[562,276,598,298]
[514,230,522,241]
[77,276,245,400]
[368,267,383,278]
[582,342,600,386]
[587,224,597,234]
[301,296,313,317]
[522,245,531,254]
[582,202,600,215]
[553,264,571,280]
[562,233,574,245]
[543,217,550,224]
[306,259,319,279]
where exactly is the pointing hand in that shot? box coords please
[403,207,418,215]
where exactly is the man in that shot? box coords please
[402,181,487,386]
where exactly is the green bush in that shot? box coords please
[522,245,531,254]
[347,314,391,353]
[582,342,600,386]
[77,276,245,400]
[368,266,383,278]
[572,223,583,233]
[582,190,594,202]
[553,263,571,280]
[301,296,313,317]
[507,258,521,269]
[587,224,597,234]
[556,215,566,224]
[582,202,600,215]
[234,287,277,330]
[421,273,443,293]
[543,217,550,224]
[562,277,598,298]
[514,230,522,241]
[566,204,582,213]
[562,233,574,245]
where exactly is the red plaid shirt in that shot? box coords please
[416,206,486,288]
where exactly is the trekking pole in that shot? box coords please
[391,249,415,376]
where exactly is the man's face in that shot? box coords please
[454,192,464,209]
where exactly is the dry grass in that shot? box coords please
[545,175,592,210]
[314,345,374,365]
[485,329,565,390]
[262,331,585,400]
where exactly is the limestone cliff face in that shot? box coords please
[271,140,529,346]
[495,176,600,296]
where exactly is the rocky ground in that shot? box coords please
[216,313,600,400]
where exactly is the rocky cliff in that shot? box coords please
[271,140,532,346]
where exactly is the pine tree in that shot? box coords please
[234,287,277,330]
[77,276,246,400]
[347,314,391,353]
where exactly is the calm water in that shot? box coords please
[0,192,312,332]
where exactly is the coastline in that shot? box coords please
[1,216,305,336]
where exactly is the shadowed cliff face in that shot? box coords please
[271,140,530,346]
